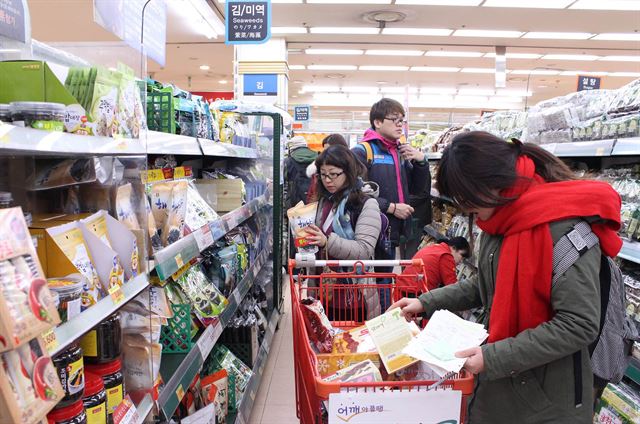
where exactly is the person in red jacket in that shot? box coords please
[403,237,470,291]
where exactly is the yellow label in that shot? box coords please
[173,167,186,179]
[143,169,165,184]
[171,261,192,281]
[86,402,107,424]
[175,253,184,268]
[41,329,59,354]
[176,384,185,401]
[67,357,85,395]
[109,284,125,304]
[106,384,123,414]
[80,330,98,357]
[596,147,605,156]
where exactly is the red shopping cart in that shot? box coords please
[289,257,475,424]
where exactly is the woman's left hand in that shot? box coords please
[305,225,327,247]
[455,347,485,374]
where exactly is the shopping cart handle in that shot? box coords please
[291,254,423,269]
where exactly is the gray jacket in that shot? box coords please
[419,218,601,423]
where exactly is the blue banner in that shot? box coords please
[243,74,278,96]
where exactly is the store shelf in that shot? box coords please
[233,308,281,424]
[0,123,146,156]
[619,240,640,265]
[51,273,149,356]
[157,247,272,420]
[553,139,616,157]
[199,139,259,159]
[136,394,155,421]
[612,137,640,156]
[154,194,269,281]
[626,357,640,386]
[146,130,202,155]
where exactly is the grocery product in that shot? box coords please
[47,400,87,424]
[115,184,140,232]
[163,180,188,246]
[0,192,12,208]
[47,276,84,323]
[324,359,382,383]
[200,369,228,424]
[9,102,65,132]
[52,342,85,407]
[0,104,10,122]
[301,298,340,353]
[85,359,124,422]
[82,372,107,424]
[80,314,122,364]
[287,202,318,253]
[208,345,252,409]
[174,265,228,325]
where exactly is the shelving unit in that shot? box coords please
[619,240,640,265]
[626,357,640,386]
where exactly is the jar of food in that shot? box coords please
[48,277,84,323]
[0,104,10,122]
[0,192,12,208]
[80,314,121,364]
[83,372,107,424]
[85,359,124,423]
[9,101,65,132]
[47,400,87,424]
[52,343,85,408]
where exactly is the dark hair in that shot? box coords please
[313,145,368,207]
[322,133,348,148]
[446,236,471,258]
[436,131,575,209]
[369,98,405,129]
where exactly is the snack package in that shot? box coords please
[210,345,252,409]
[116,183,141,231]
[174,266,228,325]
[89,67,119,137]
[32,158,96,190]
[287,201,319,254]
[331,325,377,354]
[121,333,162,402]
[201,369,229,423]
[163,180,189,246]
[324,359,382,384]
[149,181,174,232]
[184,182,219,234]
[144,195,162,253]
[47,222,103,306]
[301,298,340,353]
[116,64,145,139]
[82,211,112,248]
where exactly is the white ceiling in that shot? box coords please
[27,0,640,122]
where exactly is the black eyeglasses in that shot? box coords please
[384,116,407,125]
[320,172,344,181]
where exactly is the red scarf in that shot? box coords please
[477,156,622,343]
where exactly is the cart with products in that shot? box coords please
[289,258,475,424]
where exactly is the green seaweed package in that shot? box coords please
[116,64,145,139]
[89,68,120,137]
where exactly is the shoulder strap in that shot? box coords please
[552,220,599,286]
[357,142,374,166]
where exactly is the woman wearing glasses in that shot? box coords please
[305,145,382,319]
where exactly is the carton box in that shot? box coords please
[196,179,244,213]
[29,220,79,277]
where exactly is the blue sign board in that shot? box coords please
[0,0,26,42]
[226,0,271,44]
[243,74,278,96]
[94,0,167,66]
[577,75,601,91]
[294,105,310,122]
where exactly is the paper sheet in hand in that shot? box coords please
[403,310,488,377]
[365,308,419,374]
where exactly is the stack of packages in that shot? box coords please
[464,110,527,141]
[598,166,640,242]
[595,382,640,424]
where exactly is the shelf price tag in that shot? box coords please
[194,226,214,251]
[175,253,184,269]
[175,385,185,402]
[596,147,606,156]
[41,329,59,354]
[109,285,125,305]
[197,323,222,361]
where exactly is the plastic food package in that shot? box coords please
[144,195,162,253]
[324,359,382,384]
[32,158,96,190]
[163,180,188,245]
[287,201,319,254]
[175,265,228,325]
[89,68,119,137]
[184,182,219,233]
[201,369,229,424]
[210,345,252,409]
[301,298,340,353]
[149,181,173,233]
[116,183,141,231]
[331,325,376,354]
[121,333,162,400]
[82,211,112,248]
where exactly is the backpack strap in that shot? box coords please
[552,220,599,287]
[356,142,374,166]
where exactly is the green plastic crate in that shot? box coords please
[160,304,193,353]
[147,89,175,134]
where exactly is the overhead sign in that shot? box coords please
[94,0,167,66]
[243,74,277,96]
[0,0,26,42]
[294,105,311,122]
[577,75,601,91]
[226,0,271,44]
[328,390,461,424]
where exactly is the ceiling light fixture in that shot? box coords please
[609,72,640,77]
[426,50,484,57]
[305,49,364,55]
[411,66,461,72]
[381,86,420,93]
[453,29,524,38]
[394,0,481,4]
[301,85,342,93]
[461,68,496,73]
[342,86,381,93]
[600,55,640,62]
[495,45,507,88]
[381,28,453,36]
[272,27,308,34]
[495,89,533,97]
[510,69,561,75]
[308,0,390,3]
[168,0,225,39]
[310,27,380,34]
[523,32,594,40]
[360,65,409,71]
[288,65,306,70]
[218,80,228,84]
[485,52,543,59]
[420,87,458,94]
[542,54,601,61]
[570,0,640,11]
[592,33,640,41]
[199,65,210,70]
[559,70,609,76]
[458,88,496,95]
[366,49,424,56]
[483,0,573,8]
[307,65,358,70]
[0,49,20,53]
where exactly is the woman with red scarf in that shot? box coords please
[390,132,622,423]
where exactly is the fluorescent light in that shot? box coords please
[542,54,600,61]
[169,0,225,39]
[495,89,533,97]
[426,51,484,57]
[491,96,524,103]
[458,88,496,95]
[306,65,358,71]
[570,0,640,11]
[288,65,306,70]
[305,49,364,55]
[483,0,573,7]
[0,49,20,53]
[381,28,453,36]
[510,69,561,75]
[199,65,210,70]
[420,87,458,94]
[272,27,308,34]
[411,66,461,72]
[342,86,380,93]
[523,32,594,40]
[453,29,524,38]
[609,72,640,77]
[359,65,409,71]
[485,52,542,59]
[301,86,342,93]
[592,33,640,41]
[309,0,389,3]
[366,49,424,56]
[559,70,609,76]
[310,27,380,35]
[380,87,420,94]
[218,80,228,84]
[455,95,489,103]
[461,68,495,73]
[600,55,640,62]
[395,0,481,4]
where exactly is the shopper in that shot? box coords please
[400,236,470,292]
[305,145,382,319]
[284,135,317,209]
[390,132,622,423]
[306,133,350,203]
[353,98,430,309]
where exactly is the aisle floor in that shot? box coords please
[249,279,298,424]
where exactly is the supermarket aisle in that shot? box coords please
[249,278,298,424]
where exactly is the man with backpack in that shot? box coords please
[284,135,317,209]
[353,98,431,309]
